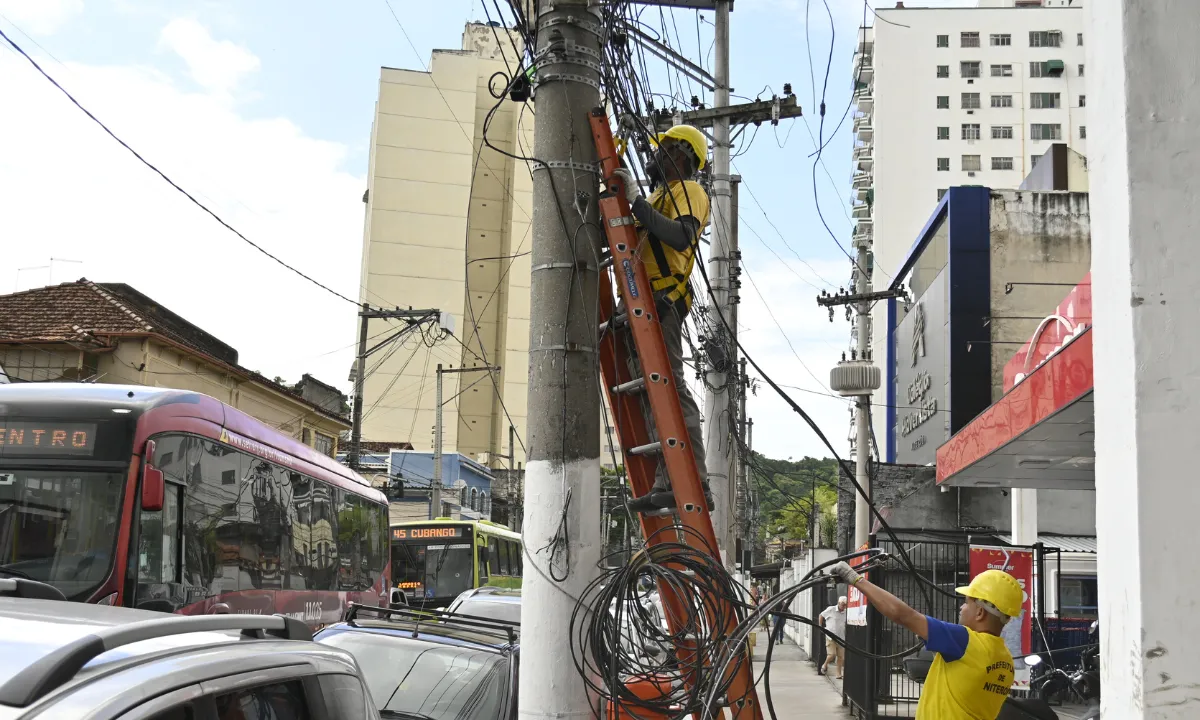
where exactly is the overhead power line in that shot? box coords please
[0,27,360,307]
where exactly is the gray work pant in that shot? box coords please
[619,295,708,493]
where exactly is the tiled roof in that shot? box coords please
[0,279,347,426]
[0,279,153,346]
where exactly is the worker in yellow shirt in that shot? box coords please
[611,125,711,513]
[829,562,1023,720]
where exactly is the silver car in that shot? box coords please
[0,580,378,719]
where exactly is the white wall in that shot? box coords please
[864,5,1088,450]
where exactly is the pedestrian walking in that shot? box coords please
[818,596,847,678]
[829,563,1023,719]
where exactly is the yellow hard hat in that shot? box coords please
[956,569,1023,618]
[652,124,708,170]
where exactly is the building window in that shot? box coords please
[937,95,950,109]
[937,64,950,78]
[1079,94,1086,107]
[1029,30,1062,48]
[937,34,949,48]
[991,94,1013,108]
[992,125,1014,139]
[1078,63,1085,76]
[961,32,980,48]
[1031,154,1041,168]
[937,188,948,201]
[990,33,1011,47]
[991,64,1013,77]
[962,155,981,172]
[1060,575,1098,618]
[314,432,334,457]
[1030,62,1048,78]
[961,123,981,140]
[991,156,1014,170]
[1031,92,1062,109]
[1031,123,1063,140]
[961,92,981,110]
[937,157,950,172]
[1077,32,1084,46]
[937,126,950,140]
[1080,125,1087,139]
[960,61,981,79]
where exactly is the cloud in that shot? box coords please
[0,0,82,35]
[0,45,365,396]
[159,17,260,95]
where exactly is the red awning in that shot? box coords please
[936,279,1094,490]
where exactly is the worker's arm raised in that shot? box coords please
[829,562,929,640]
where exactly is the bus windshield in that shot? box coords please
[393,540,474,602]
[0,468,124,600]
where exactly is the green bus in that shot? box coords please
[390,519,522,608]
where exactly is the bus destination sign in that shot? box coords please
[0,422,97,456]
[392,526,464,541]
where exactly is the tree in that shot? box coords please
[745,453,840,550]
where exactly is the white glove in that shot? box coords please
[829,561,862,586]
[611,168,640,206]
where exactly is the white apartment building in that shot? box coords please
[851,0,1087,450]
[358,22,620,469]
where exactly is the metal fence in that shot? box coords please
[844,536,972,720]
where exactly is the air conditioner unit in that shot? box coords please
[967,110,975,115]
[968,171,977,177]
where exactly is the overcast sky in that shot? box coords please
[0,0,972,462]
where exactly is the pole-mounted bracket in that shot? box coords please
[533,72,601,92]
[530,159,601,175]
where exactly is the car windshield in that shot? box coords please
[319,631,507,720]
[394,541,474,601]
[454,598,521,625]
[0,468,124,599]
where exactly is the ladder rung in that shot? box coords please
[600,254,614,270]
[642,507,677,518]
[629,441,661,455]
[612,377,645,394]
[599,312,628,334]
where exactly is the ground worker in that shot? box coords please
[829,562,1022,720]
[611,125,711,513]
[817,596,847,678]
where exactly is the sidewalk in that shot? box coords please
[751,635,849,718]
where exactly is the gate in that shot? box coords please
[843,535,971,719]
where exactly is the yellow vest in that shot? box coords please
[636,180,710,309]
[917,627,1014,720]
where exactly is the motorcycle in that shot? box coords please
[1026,653,1099,720]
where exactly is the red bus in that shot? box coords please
[0,383,390,626]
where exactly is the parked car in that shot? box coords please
[0,580,379,719]
[446,586,523,624]
[315,604,520,720]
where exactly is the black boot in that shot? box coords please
[628,489,715,513]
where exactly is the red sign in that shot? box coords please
[969,545,1034,687]
[846,543,871,626]
[1002,273,1092,392]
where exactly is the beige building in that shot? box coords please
[359,23,620,470]
[0,279,350,454]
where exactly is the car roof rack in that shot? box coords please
[0,578,67,602]
[343,603,519,643]
[0,613,312,708]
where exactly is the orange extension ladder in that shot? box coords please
[590,108,763,720]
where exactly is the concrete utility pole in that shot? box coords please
[348,305,444,470]
[519,0,603,718]
[431,364,501,520]
[820,259,901,548]
[433,363,443,519]
[702,0,735,569]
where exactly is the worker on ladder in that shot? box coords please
[612,125,712,514]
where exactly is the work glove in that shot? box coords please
[611,168,640,207]
[828,561,862,587]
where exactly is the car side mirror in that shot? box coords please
[141,439,164,512]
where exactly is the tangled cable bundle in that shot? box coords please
[570,527,754,719]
